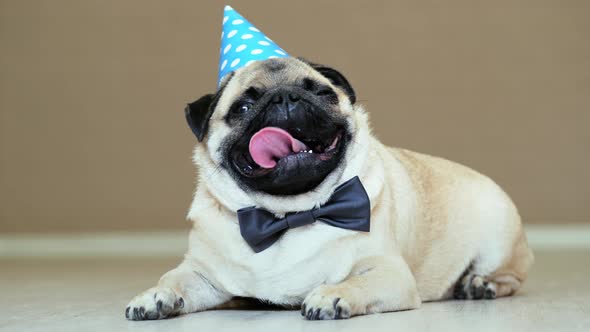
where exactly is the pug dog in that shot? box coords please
[125,57,533,321]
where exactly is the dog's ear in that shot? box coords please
[304,61,356,104]
[185,94,215,142]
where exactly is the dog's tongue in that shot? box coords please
[249,127,308,168]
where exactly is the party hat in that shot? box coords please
[218,5,289,85]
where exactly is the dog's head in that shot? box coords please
[187,57,368,211]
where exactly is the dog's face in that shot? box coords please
[186,58,357,196]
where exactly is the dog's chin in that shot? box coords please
[228,129,349,196]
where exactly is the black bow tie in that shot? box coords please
[237,176,371,253]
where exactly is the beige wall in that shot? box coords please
[1,0,589,233]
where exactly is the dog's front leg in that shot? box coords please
[301,255,421,320]
[125,260,231,320]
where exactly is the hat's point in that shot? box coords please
[217,6,290,86]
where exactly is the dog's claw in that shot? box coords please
[312,308,321,320]
[334,305,342,319]
[484,288,497,299]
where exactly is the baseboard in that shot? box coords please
[1,225,589,258]
[523,224,590,250]
[0,232,188,258]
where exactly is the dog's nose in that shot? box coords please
[270,91,301,111]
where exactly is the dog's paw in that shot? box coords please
[453,274,497,300]
[125,287,184,320]
[301,286,352,320]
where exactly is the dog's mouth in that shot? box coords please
[234,127,343,176]
[229,125,348,195]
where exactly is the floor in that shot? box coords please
[1,250,589,332]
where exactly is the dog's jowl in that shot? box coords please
[126,6,533,321]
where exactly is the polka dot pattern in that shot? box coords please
[218,5,289,85]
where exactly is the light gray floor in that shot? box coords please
[1,250,589,332]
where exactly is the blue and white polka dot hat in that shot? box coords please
[218,5,289,86]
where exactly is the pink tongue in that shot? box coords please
[249,127,308,168]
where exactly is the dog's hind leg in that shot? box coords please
[453,229,534,300]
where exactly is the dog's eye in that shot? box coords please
[233,102,253,114]
[240,103,252,113]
